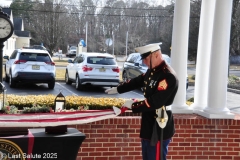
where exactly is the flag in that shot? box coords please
[0,107,123,127]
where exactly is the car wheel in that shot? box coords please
[65,71,72,85]
[48,80,55,89]
[122,71,129,83]
[9,71,16,88]
[4,67,9,82]
[76,75,83,90]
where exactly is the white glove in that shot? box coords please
[105,87,118,94]
[123,99,134,109]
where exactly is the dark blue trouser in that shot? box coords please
[141,139,171,160]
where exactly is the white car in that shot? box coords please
[65,52,120,90]
[66,46,77,57]
[4,49,56,89]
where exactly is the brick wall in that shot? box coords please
[75,113,240,160]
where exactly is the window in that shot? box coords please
[73,57,79,63]
[77,57,83,63]
[127,54,140,63]
[19,53,51,62]
[72,57,83,63]
[10,50,18,59]
[70,46,77,50]
[87,57,116,65]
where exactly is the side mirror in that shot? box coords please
[3,55,9,60]
[134,63,139,67]
[68,59,73,63]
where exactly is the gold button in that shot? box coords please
[149,78,151,80]
[153,69,155,71]
[151,72,153,75]
[144,92,145,95]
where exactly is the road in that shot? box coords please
[3,81,240,114]
[187,67,240,77]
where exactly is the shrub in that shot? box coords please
[6,94,125,110]
[187,97,194,102]
[228,75,240,84]
[191,75,195,80]
[4,94,194,112]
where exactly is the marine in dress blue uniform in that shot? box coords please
[106,43,178,160]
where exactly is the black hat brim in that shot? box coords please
[140,52,152,60]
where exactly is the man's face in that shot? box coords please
[142,54,152,68]
[142,50,162,68]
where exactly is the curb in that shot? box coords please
[227,88,240,94]
[188,82,240,94]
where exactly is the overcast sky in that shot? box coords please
[0,0,12,7]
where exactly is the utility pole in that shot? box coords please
[85,21,88,46]
[125,19,130,58]
[112,31,114,56]
[125,31,128,57]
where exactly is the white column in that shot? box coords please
[191,0,215,111]
[199,0,234,119]
[171,0,192,113]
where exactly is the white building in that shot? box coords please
[2,8,31,56]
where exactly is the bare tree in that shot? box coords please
[188,0,201,62]
[230,0,240,56]
[24,0,71,55]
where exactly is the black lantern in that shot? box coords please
[54,92,65,112]
[46,92,67,134]
[0,82,6,110]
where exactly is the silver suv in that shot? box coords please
[122,53,189,89]
[66,46,77,57]
[4,49,56,89]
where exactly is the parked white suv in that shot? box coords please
[65,52,120,90]
[4,49,56,89]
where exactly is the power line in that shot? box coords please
[11,8,199,18]
[11,1,170,11]
[10,8,172,18]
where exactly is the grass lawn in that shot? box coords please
[56,69,66,81]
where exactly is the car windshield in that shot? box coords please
[87,57,116,65]
[19,53,51,62]
[70,46,77,50]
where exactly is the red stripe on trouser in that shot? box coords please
[27,130,34,160]
[156,141,160,160]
